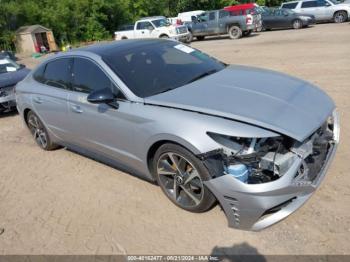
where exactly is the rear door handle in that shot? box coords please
[33,97,43,104]
[71,104,83,113]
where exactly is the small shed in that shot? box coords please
[15,25,58,54]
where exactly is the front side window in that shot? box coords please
[102,41,226,98]
[317,0,329,6]
[301,1,317,8]
[43,58,72,89]
[72,58,125,99]
[72,58,118,95]
[136,21,154,30]
[282,2,298,9]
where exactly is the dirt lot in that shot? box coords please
[0,23,349,256]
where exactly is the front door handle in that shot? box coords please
[71,104,83,113]
[33,97,43,104]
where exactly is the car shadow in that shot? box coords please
[0,110,18,118]
[192,33,260,42]
[211,242,266,262]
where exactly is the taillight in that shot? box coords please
[246,15,252,25]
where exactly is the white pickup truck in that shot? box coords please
[114,16,190,42]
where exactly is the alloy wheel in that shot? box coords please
[157,152,204,208]
[27,113,48,148]
[334,12,346,23]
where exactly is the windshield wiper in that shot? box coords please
[185,69,218,84]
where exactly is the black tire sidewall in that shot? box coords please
[153,143,216,213]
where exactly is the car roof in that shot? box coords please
[77,39,168,57]
[282,1,300,3]
[139,16,165,21]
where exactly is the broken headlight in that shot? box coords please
[207,132,296,184]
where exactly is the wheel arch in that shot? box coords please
[333,9,348,18]
[159,34,169,38]
[23,108,32,125]
[146,137,202,180]
[226,23,241,32]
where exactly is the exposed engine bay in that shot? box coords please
[200,115,336,184]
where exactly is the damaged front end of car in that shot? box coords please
[200,110,339,231]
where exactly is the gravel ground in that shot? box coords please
[0,23,349,256]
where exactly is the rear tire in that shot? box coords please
[160,34,169,39]
[26,111,58,150]
[153,143,216,213]
[334,11,348,23]
[228,25,242,39]
[292,19,302,29]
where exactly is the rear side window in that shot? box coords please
[209,12,216,20]
[72,58,118,95]
[43,58,72,89]
[301,1,317,8]
[219,10,229,18]
[281,2,298,9]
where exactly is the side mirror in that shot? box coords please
[87,88,119,109]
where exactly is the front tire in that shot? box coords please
[292,19,302,29]
[196,36,205,41]
[26,111,58,150]
[228,25,242,39]
[334,11,348,23]
[153,143,216,213]
[185,32,193,43]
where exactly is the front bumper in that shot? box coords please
[171,32,190,42]
[204,111,339,231]
[0,86,16,105]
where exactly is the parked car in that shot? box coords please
[186,9,256,41]
[281,0,350,23]
[16,39,339,231]
[261,8,315,30]
[177,10,205,23]
[224,3,263,32]
[0,50,16,61]
[114,16,190,42]
[0,58,30,113]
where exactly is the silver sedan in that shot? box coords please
[15,39,339,231]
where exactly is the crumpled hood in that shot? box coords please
[145,65,335,142]
[0,67,31,89]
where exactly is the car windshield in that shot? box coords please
[328,0,340,4]
[103,41,226,98]
[0,58,20,74]
[152,19,171,27]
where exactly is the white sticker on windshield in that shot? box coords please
[174,44,195,54]
[6,67,17,72]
